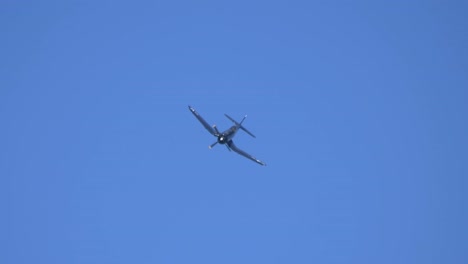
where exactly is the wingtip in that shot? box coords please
[188,105,196,113]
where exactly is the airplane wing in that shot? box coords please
[188,105,216,135]
[227,140,266,166]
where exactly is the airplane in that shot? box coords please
[188,105,266,166]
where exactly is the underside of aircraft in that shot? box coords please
[188,105,266,166]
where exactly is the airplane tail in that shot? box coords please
[224,114,256,138]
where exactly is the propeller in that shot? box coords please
[209,125,221,149]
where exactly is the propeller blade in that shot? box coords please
[212,125,220,136]
[208,141,218,149]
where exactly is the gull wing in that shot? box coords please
[227,140,266,166]
[188,105,216,135]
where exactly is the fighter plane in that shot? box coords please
[188,105,266,166]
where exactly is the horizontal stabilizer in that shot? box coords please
[224,114,256,138]
[240,126,256,138]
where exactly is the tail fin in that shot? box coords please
[240,115,247,125]
[224,114,256,138]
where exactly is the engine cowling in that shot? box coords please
[217,135,227,144]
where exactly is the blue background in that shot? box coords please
[2,1,467,263]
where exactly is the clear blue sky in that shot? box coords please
[2,1,467,263]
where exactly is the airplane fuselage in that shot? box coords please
[217,125,239,144]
